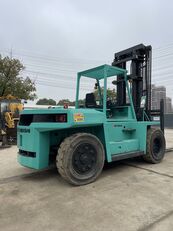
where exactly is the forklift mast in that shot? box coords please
[112,44,152,120]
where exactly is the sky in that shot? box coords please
[0,0,173,104]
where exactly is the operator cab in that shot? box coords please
[76,64,136,121]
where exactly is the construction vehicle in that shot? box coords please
[0,95,23,146]
[17,44,165,185]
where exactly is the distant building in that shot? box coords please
[166,97,172,113]
[151,84,172,113]
[151,85,166,111]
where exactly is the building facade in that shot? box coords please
[151,84,172,113]
[166,97,172,113]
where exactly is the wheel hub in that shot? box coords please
[80,154,90,164]
[72,143,97,174]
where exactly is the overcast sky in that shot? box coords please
[0,0,173,103]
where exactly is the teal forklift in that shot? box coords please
[17,44,165,185]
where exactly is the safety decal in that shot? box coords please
[73,113,84,122]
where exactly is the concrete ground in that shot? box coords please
[0,129,173,231]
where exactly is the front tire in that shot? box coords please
[143,128,165,164]
[56,133,105,186]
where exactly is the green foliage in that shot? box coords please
[93,87,116,101]
[57,99,75,106]
[36,98,56,105]
[78,99,85,106]
[0,55,37,100]
[57,99,85,106]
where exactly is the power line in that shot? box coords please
[34,79,91,91]
[1,44,173,95]
[0,49,106,66]
[3,45,173,66]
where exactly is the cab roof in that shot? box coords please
[78,64,126,80]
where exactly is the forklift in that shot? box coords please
[17,44,165,185]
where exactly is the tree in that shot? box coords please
[78,99,85,106]
[57,99,85,106]
[93,87,116,101]
[57,99,75,106]
[36,98,56,105]
[0,55,36,100]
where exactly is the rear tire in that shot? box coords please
[56,133,105,186]
[143,128,165,164]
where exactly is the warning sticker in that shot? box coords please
[74,113,84,122]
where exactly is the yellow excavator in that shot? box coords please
[0,95,23,147]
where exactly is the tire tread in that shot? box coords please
[143,128,165,163]
[56,133,104,185]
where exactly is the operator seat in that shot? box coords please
[85,93,97,108]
